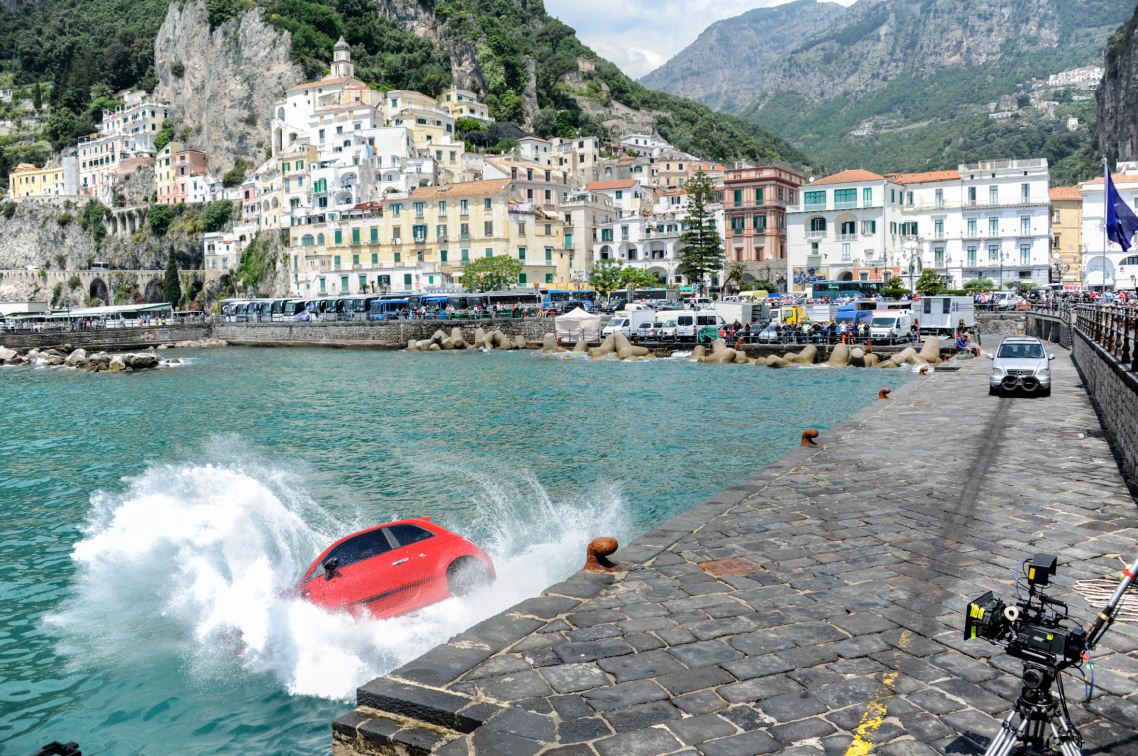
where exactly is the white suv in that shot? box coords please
[989,337,1054,397]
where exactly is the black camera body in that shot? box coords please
[964,554,1085,668]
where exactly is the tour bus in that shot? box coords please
[808,281,883,301]
[541,288,597,312]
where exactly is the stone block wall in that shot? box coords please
[213,318,556,349]
[1025,312,1073,348]
[1072,331,1138,489]
[0,324,209,351]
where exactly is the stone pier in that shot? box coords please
[333,344,1138,755]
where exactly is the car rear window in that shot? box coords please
[678,316,693,325]
[387,523,435,548]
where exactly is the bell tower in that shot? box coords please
[331,37,353,78]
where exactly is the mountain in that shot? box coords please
[639,0,846,111]
[0,0,805,191]
[1098,2,1138,164]
[643,0,1129,180]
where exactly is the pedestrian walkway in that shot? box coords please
[334,346,1138,755]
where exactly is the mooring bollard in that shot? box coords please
[584,537,624,573]
[879,388,892,400]
[918,365,929,376]
[801,428,819,447]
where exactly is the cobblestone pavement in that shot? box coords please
[334,345,1138,756]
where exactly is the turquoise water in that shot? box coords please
[0,347,905,754]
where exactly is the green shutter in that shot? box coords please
[334,229,343,245]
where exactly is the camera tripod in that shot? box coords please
[983,663,1081,756]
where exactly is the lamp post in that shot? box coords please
[998,251,1011,290]
[942,254,952,290]
[900,240,921,294]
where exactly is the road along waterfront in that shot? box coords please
[334,343,1138,755]
[0,347,898,754]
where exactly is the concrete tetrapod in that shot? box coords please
[787,345,818,365]
[826,343,850,367]
[572,339,588,353]
[588,335,615,359]
[918,335,942,365]
[691,345,706,360]
[540,333,566,354]
[472,327,487,348]
[613,333,650,360]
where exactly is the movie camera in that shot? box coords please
[963,552,1138,756]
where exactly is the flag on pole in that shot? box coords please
[1105,162,1138,253]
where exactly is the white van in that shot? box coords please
[868,310,915,342]
[675,309,725,341]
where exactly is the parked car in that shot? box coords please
[654,319,678,339]
[634,321,655,340]
[756,321,782,343]
[989,336,1054,397]
[992,292,1025,311]
[299,518,495,619]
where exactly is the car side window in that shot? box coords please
[318,530,394,575]
[387,523,436,548]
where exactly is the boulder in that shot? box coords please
[126,353,160,370]
[826,343,850,367]
[65,348,88,367]
[46,354,65,366]
[428,343,441,351]
[108,356,127,372]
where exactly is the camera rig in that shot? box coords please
[964,552,1138,756]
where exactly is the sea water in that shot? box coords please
[0,347,904,754]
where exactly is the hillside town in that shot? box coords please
[4,42,1138,303]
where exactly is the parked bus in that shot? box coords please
[541,288,597,311]
[808,281,883,300]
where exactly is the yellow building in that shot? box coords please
[1049,186,1082,287]
[287,178,570,295]
[7,163,66,199]
[438,86,492,123]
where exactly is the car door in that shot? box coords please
[306,528,406,617]
[383,523,444,611]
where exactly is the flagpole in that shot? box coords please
[1102,158,1109,295]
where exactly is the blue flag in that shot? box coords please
[1105,166,1138,253]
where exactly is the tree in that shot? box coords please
[222,162,248,188]
[914,269,946,296]
[154,119,175,152]
[462,255,522,292]
[882,278,909,299]
[723,261,748,293]
[963,277,997,292]
[148,204,176,236]
[676,171,724,292]
[32,82,41,112]
[201,200,235,232]
[589,258,624,298]
[163,252,182,305]
[619,266,659,294]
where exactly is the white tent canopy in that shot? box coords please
[555,307,602,343]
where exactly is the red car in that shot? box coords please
[300,517,495,619]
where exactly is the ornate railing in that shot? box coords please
[1035,303,1138,372]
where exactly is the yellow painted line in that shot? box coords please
[843,630,911,755]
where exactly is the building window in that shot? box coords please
[988,244,999,262]
[334,229,343,245]
[333,255,341,269]
[968,186,977,205]
[440,249,447,262]
[809,217,827,232]
[1021,183,1030,202]
[460,199,469,214]
[860,220,876,235]
[484,221,493,237]
[934,219,944,238]
[733,189,742,207]
[753,215,766,232]
[394,251,401,263]
[461,248,470,262]
[545,247,552,262]
[934,247,944,268]
[989,185,998,204]
[804,190,825,209]
[833,188,857,207]
[989,217,998,236]
[1020,244,1030,265]
[1020,216,1030,235]
[404,273,412,287]
[934,188,943,208]
[967,218,977,237]
[518,273,527,284]
[371,253,378,265]
[967,246,977,266]
[352,253,359,266]
[841,243,851,261]
[862,187,872,206]
[484,198,492,210]
[518,246,526,260]
[352,228,360,245]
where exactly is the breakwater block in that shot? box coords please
[584,537,625,573]
[801,429,820,447]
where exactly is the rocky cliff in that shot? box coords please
[1098,3,1138,164]
[640,0,847,108]
[154,0,303,174]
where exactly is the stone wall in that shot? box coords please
[977,311,1027,341]
[213,318,556,349]
[0,324,209,351]
[1071,330,1138,489]
[1025,311,1073,349]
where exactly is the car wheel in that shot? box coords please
[1040,387,1051,397]
[447,557,491,596]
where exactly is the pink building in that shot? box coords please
[723,164,805,278]
[156,142,210,205]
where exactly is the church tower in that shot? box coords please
[331,37,353,78]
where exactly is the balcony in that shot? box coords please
[803,203,827,212]
[833,200,859,210]
[413,234,427,243]
[806,230,827,239]
[838,233,857,241]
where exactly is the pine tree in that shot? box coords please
[32,82,42,112]
[677,171,724,292]
[162,252,182,306]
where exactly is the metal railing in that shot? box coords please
[1074,304,1138,373]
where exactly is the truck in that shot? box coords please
[771,305,808,325]
[868,309,916,343]
[834,304,874,330]
[713,301,764,326]
[601,309,655,338]
[807,303,835,323]
[917,295,975,335]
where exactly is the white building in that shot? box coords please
[561,189,615,279]
[787,161,1054,293]
[584,179,652,218]
[1080,162,1138,291]
[518,136,553,166]
[786,170,907,292]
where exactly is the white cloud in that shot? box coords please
[544,0,856,79]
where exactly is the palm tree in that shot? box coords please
[724,261,748,294]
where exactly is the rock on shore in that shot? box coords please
[0,345,169,372]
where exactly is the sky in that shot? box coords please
[544,0,856,79]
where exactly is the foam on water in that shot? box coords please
[48,455,629,701]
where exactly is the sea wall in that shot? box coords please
[1072,330,1138,488]
[213,318,556,349]
[0,325,210,351]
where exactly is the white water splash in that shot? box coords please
[49,458,629,700]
